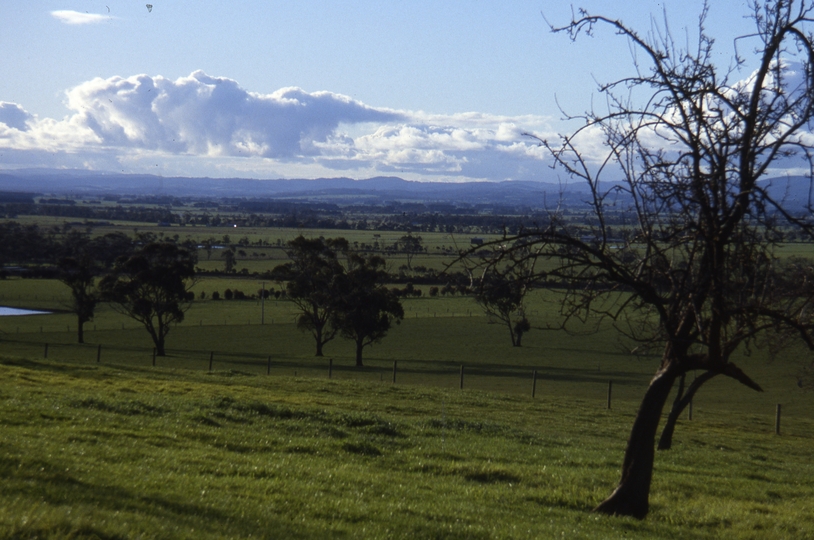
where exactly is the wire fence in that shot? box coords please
[1,334,809,438]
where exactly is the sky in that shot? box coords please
[0,1,780,183]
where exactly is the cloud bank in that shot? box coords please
[0,71,555,182]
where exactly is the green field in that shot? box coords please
[1,357,812,539]
[1,270,814,537]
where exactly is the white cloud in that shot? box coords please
[0,71,559,181]
[62,71,404,158]
[51,10,110,25]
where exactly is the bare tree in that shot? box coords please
[477,1,814,519]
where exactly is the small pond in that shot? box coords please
[0,307,51,316]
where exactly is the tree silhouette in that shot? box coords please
[334,254,404,366]
[272,236,349,356]
[395,234,424,270]
[57,231,134,343]
[100,242,196,356]
[477,0,814,519]
[222,247,236,273]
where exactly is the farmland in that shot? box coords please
[2,277,814,537]
[2,208,814,537]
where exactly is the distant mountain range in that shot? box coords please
[0,169,597,208]
[0,168,811,211]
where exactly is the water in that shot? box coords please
[0,307,51,316]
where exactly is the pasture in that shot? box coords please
[1,356,812,538]
[1,271,813,537]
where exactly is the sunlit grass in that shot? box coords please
[2,273,814,537]
[1,357,812,538]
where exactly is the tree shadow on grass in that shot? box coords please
[0,454,313,538]
[1,347,650,388]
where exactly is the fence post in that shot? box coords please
[267,355,271,375]
[97,344,102,364]
[44,343,48,358]
[152,348,156,367]
[393,360,398,384]
[209,351,214,372]
[607,380,613,409]
[532,370,538,398]
[688,400,693,421]
[329,358,333,379]
[775,404,781,435]
[460,365,465,389]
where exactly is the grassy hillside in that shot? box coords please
[2,275,814,537]
[1,356,812,539]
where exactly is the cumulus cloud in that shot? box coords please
[331,118,552,180]
[51,10,110,25]
[0,71,557,181]
[64,71,404,158]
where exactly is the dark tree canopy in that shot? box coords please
[99,242,196,356]
[0,221,55,268]
[474,0,814,519]
[475,272,529,346]
[334,253,404,366]
[56,231,135,344]
[222,246,236,273]
[272,236,350,357]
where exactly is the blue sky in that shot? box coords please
[0,1,772,182]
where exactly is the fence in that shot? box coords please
[0,335,802,437]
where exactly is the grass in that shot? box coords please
[1,356,813,539]
[2,275,814,537]
[1,280,811,420]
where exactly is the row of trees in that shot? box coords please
[2,199,560,235]
[4,224,474,362]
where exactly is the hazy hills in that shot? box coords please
[0,169,594,208]
[0,168,811,211]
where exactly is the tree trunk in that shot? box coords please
[507,322,517,347]
[355,339,364,367]
[656,374,686,450]
[77,318,85,344]
[314,322,328,356]
[155,334,166,356]
[594,366,677,519]
[658,371,717,450]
